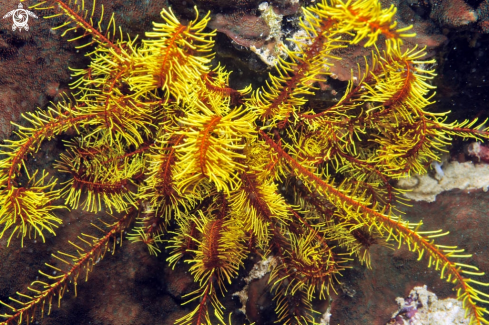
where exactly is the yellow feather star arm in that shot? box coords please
[0,171,63,247]
[173,108,256,196]
[229,169,291,249]
[0,101,89,245]
[128,7,216,101]
[0,212,134,324]
[55,142,143,213]
[316,0,415,52]
[174,199,247,325]
[31,0,129,53]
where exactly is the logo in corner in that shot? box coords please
[2,3,38,32]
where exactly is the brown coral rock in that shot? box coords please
[209,13,271,48]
